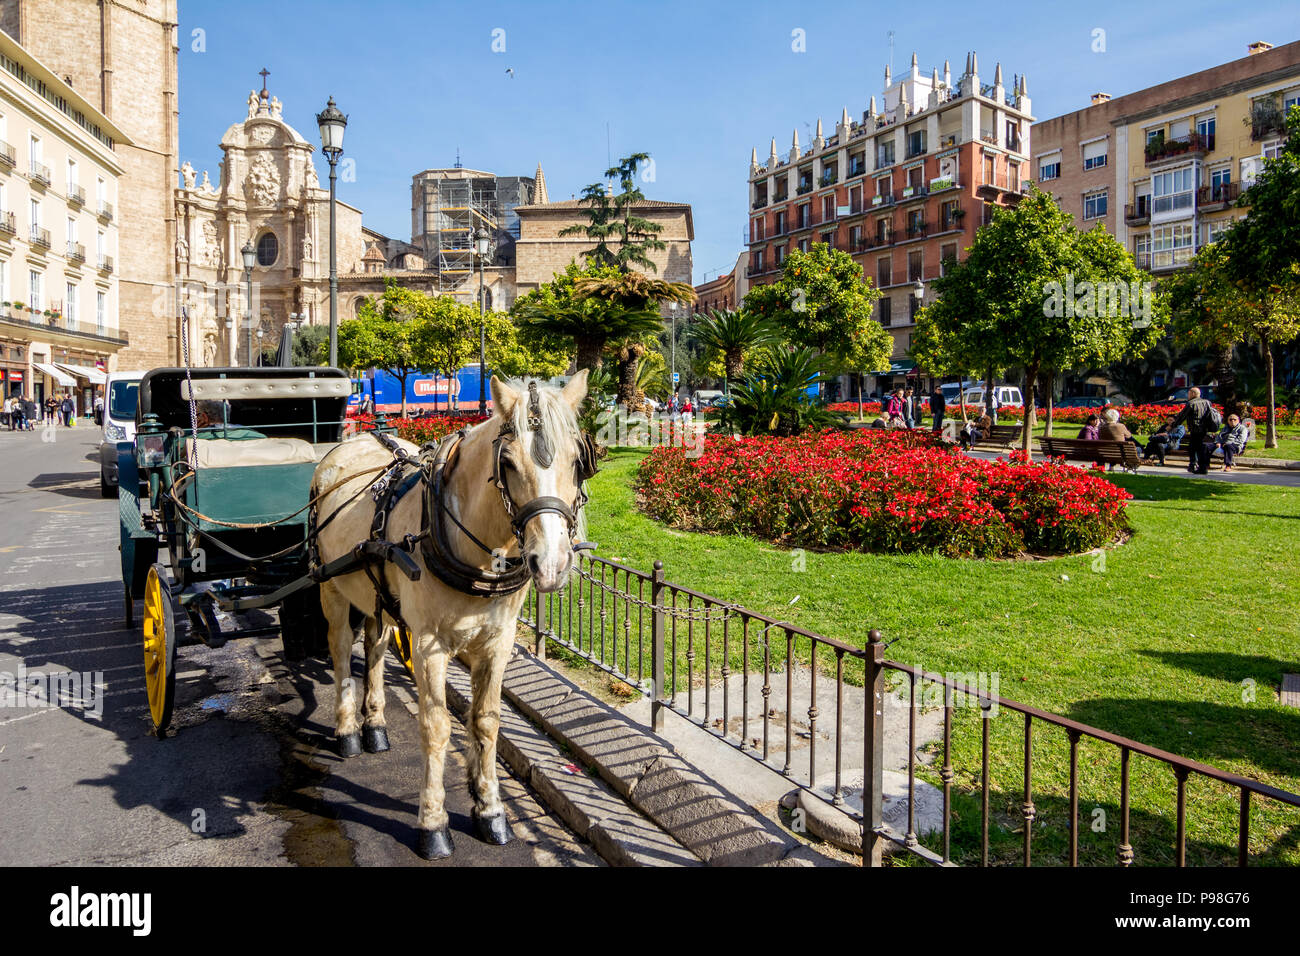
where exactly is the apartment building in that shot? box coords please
[747,51,1033,393]
[1033,40,1300,275]
[0,27,127,410]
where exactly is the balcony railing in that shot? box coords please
[820,172,838,188]
[1197,182,1240,208]
[870,193,895,208]
[847,162,866,178]
[752,198,768,210]
[30,160,51,186]
[773,192,788,202]
[98,201,114,221]
[99,254,114,273]
[1124,201,1150,225]
[980,129,998,145]
[905,144,928,160]
[0,211,14,235]
[940,207,965,231]
[905,221,929,240]
[1250,100,1286,141]
[67,241,86,263]
[0,306,128,346]
[1135,251,1151,270]
[1144,132,1212,164]
[68,184,86,206]
[0,141,13,168]
[796,183,814,195]
[30,226,50,248]
[898,184,929,202]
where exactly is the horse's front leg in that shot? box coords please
[360,616,391,753]
[414,641,454,859]
[321,582,362,757]
[464,632,514,845]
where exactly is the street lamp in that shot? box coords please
[475,226,490,416]
[669,301,678,399]
[316,96,347,368]
[242,239,256,367]
[255,327,264,366]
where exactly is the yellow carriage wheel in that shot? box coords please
[391,626,415,679]
[142,563,177,736]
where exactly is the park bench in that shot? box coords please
[1040,436,1142,470]
[963,423,1024,449]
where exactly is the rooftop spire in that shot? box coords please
[994,62,1003,86]
[534,161,548,204]
[884,63,892,87]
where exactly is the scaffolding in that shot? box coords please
[427,175,500,295]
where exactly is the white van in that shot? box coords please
[962,385,1023,409]
[98,370,147,496]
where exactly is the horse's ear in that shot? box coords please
[490,376,518,419]
[560,368,589,411]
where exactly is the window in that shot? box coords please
[1009,162,1020,192]
[1039,159,1060,181]
[1263,140,1283,160]
[849,224,864,250]
[1005,121,1021,152]
[97,229,104,261]
[1146,129,1163,147]
[908,250,923,282]
[751,217,764,241]
[822,195,835,221]
[96,290,105,332]
[1169,119,1190,141]
[65,282,76,324]
[848,152,866,177]
[1133,235,1151,268]
[941,199,961,230]
[878,296,892,327]
[877,257,891,287]
[96,177,105,205]
[1196,116,1216,150]
[752,250,765,272]
[774,243,786,266]
[29,198,39,231]
[1210,167,1231,191]
[875,217,890,243]
[28,135,39,167]
[256,231,278,266]
[875,176,890,199]
[1152,223,1193,268]
[0,260,6,304]
[907,165,923,190]
[876,139,895,168]
[797,237,809,253]
[66,216,75,254]
[774,210,786,234]
[906,128,926,158]
[1082,140,1107,170]
[67,158,76,189]
[1152,167,1194,214]
[28,269,41,309]
[849,185,862,213]
[907,208,925,236]
[1204,220,1231,245]
[1286,90,1300,114]
[820,230,834,248]
[940,243,958,275]
[982,154,995,185]
[796,204,810,228]
[1083,191,1108,220]
[909,294,921,321]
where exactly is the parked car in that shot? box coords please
[693,389,725,407]
[961,386,1023,409]
[1164,386,1217,403]
[99,370,146,497]
[938,380,979,405]
[1056,395,1112,409]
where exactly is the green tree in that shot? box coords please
[914,187,1164,451]
[688,308,778,389]
[560,152,667,273]
[743,242,891,380]
[337,283,427,418]
[291,324,330,367]
[482,308,570,379]
[558,183,618,268]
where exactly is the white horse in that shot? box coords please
[310,372,590,859]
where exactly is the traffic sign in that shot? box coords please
[672,372,680,383]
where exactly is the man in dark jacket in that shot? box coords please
[1169,387,1217,475]
[929,386,946,434]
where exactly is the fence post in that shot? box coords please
[651,560,665,732]
[863,628,885,866]
[535,587,545,659]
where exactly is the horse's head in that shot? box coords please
[489,370,592,593]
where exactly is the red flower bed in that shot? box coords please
[347,412,488,444]
[636,430,1131,558]
[998,403,1297,433]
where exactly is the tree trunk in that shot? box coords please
[1212,343,1243,418]
[396,372,408,419]
[616,346,643,410]
[1021,359,1040,454]
[1263,333,1277,449]
[575,336,605,372]
[1042,370,1056,438]
[857,376,864,421]
[725,350,744,381]
[985,364,995,420]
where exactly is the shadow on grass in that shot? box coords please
[1104,473,1248,503]
[1136,650,1300,688]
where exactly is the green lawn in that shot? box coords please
[580,448,1300,865]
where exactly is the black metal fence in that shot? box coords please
[519,553,1300,866]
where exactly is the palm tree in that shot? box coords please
[514,295,662,372]
[689,308,778,387]
[572,272,696,311]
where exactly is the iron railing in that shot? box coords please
[519,553,1300,866]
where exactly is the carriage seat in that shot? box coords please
[189,436,319,469]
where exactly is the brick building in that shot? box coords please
[747,51,1033,393]
[1033,40,1300,276]
[691,253,747,315]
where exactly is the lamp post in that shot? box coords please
[242,239,256,367]
[316,96,347,368]
[912,279,925,392]
[474,226,490,416]
[224,315,233,365]
[669,301,678,400]
[255,327,264,366]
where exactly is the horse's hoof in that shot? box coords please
[473,808,513,846]
[337,732,363,758]
[362,724,390,753]
[416,826,455,860]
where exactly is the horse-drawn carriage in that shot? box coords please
[117,363,596,858]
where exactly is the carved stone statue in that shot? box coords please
[244,154,281,207]
[247,90,259,119]
[181,160,196,190]
[302,233,313,260]
[202,221,218,266]
[270,96,283,119]
[305,161,319,189]
[175,236,188,262]
[200,170,214,193]
[203,332,218,368]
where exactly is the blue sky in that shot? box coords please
[178,0,1298,285]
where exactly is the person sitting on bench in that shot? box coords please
[1077,414,1100,441]
[1206,413,1249,472]
[1098,408,1143,471]
[1143,417,1185,466]
[959,413,993,450]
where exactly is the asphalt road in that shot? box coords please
[0,422,597,867]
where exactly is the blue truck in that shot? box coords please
[350,365,490,413]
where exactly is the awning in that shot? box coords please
[55,362,107,385]
[869,360,917,375]
[33,362,76,387]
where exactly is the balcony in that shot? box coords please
[980,129,998,146]
[1144,132,1212,165]
[99,254,114,274]
[929,176,958,193]
[30,160,51,187]
[870,193,895,208]
[98,201,114,221]
[939,207,965,231]
[819,171,838,188]
[905,221,929,240]
[898,184,929,203]
[847,161,866,179]
[68,184,86,206]
[30,226,50,248]
[752,197,768,210]
[1134,251,1151,270]
[905,144,928,160]
[0,211,13,235]
[0,141,13,168]
[67,241,86,263]
[1197,182,1240,210]
[773,191,788,202]
[1250,100,1286,141]
[0,306,128,347]
[796,183,814,195]
[1125,200,1151,225]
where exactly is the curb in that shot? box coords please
[441,656,701,867]
[499,649,818,866]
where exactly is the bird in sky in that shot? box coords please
[505,68,515,79]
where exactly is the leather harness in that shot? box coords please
[312,384,598,635]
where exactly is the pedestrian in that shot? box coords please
[1206,413,1249,472]
[93,394,104,427]
[959,412,993,451]
[903,387,916,429]
[61,394,74,427]
[2,394,11,430]
[886,388,905,426]
[22,398,35,430]
[1169,386,1220,475]
[986,388,1001,425]
[929,385,946,435]
[44,395,56,425]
